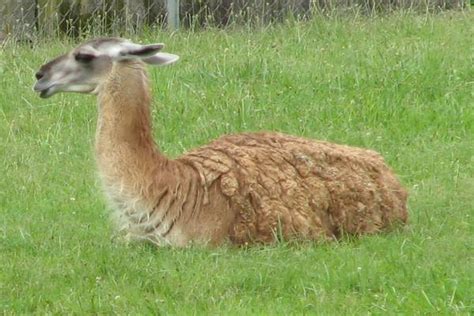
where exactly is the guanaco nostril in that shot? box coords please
[35,71,44,80]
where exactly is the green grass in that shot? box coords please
[1,11,473,314]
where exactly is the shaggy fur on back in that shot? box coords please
[180,132,408,245]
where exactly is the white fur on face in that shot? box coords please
[34,50,111,97]
[34,38,179,98]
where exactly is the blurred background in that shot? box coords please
[0,0,467,42]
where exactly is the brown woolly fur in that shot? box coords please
[182,133,408,245]
[34,38,408,247]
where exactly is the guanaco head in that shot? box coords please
[33,37,179,98]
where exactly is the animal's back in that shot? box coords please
[179,132,408,245]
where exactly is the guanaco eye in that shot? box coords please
[75,53,95,63]
[35,71,44,80]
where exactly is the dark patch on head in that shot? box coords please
[74,52,96,63]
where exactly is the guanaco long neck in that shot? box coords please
[95,61,166,195]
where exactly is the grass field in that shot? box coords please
[1,11,473,314]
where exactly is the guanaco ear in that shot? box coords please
[122,43,164,58]
[115,42,179,66]
[143,52,180,66]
